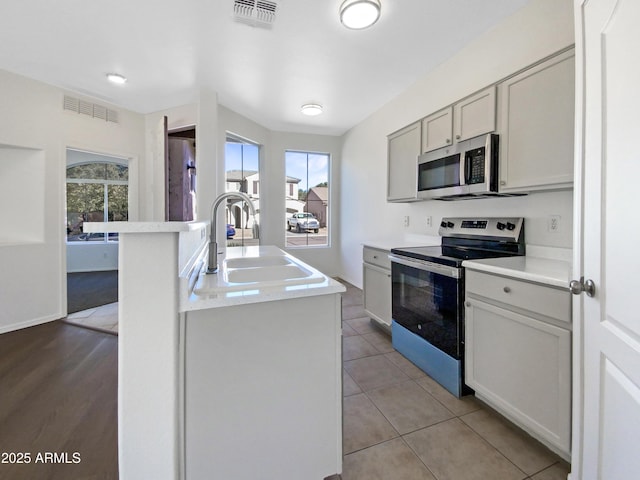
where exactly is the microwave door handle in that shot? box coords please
[459,152,466,186]
[486,134,496,186]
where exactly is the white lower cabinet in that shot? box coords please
[465,270,571,459]
[363,246,392,329]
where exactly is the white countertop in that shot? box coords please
[183,245,346,311]
[463,255,572,289]
[364,234,441,251]
[84,220,208,233]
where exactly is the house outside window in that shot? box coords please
[225,136,260,246]
[66,158,128,243]
[285,151,330,247]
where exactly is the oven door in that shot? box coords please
[389,254,464,359]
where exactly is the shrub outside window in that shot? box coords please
[66,162,128,242]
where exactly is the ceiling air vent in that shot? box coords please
[234,0,277,28]
[63,95,120,124]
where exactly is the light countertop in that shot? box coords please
[363,234,441,251]
[84,220,208,233]
[183,245,346,311]
[463,255,572,289]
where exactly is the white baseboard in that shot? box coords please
[0,314,61,335]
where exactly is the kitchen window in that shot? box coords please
[225,135,260,247]
[66,156,128,243]
[285,151,330,248]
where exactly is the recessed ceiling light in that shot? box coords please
[301,104,323,116]
[339,0,381,30]
[106,73,127,85]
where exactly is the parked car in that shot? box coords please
[226,224,236,239]
[287,213,319,233]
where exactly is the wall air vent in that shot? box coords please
[234,0,277,28]
[63,95,119,124]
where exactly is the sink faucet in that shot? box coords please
[207,191,259,274]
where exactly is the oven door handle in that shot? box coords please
[388,254,461,279]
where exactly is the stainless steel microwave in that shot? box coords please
[417,133,499,200]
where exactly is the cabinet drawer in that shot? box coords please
[466,270,570,324]
[363,246,391,270]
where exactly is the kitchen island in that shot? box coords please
[83,222,345,480]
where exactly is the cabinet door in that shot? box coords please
[363,263,392,327]
[421,106,453,153]
[498,49,575,193]
[387,122,420,201]
[465,298,571,456]
[453,86,496,142]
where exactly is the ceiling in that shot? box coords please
[0,0,530,136]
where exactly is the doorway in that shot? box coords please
[167,126,196,221]
[65,148,129,331]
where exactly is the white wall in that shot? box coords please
[339,0,575,287]
[0,69,145,333]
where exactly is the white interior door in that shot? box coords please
[576,0,640,478]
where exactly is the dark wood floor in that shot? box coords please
[0,321,118,480]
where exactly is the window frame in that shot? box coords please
[224,134,261,247]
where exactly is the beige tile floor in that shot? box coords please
[338,279,570,480]
[64,282,570,479]
[64,302,119,334]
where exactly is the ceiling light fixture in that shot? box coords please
[301,104,323,116]
[106,73,127,85]
[339,0,381,30]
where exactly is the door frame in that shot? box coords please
[62,144,139,315]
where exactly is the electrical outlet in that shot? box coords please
[548,215,561,232]
[403,215,410,228]
[426,216,432,227]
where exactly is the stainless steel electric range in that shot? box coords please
[389,217,525,397]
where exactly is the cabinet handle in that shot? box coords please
[503,286,511,293]
[373,255,378,259]
[455,134,461,140]
[446,138,451,144]
[500,180,506,186]
[465,301,471,307]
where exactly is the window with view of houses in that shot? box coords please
[285,151,330,248]
[224,136,260,247]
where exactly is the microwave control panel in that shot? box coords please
[465,147,486,184]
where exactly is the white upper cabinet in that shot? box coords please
[497,49,575,193]
[387,121,420,202]
[421,106,453,153]
[453,86,496,143]
[421,86,496,154]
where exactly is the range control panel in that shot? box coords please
[438,217,524,240]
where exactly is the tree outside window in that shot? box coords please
[66,161,128,242]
